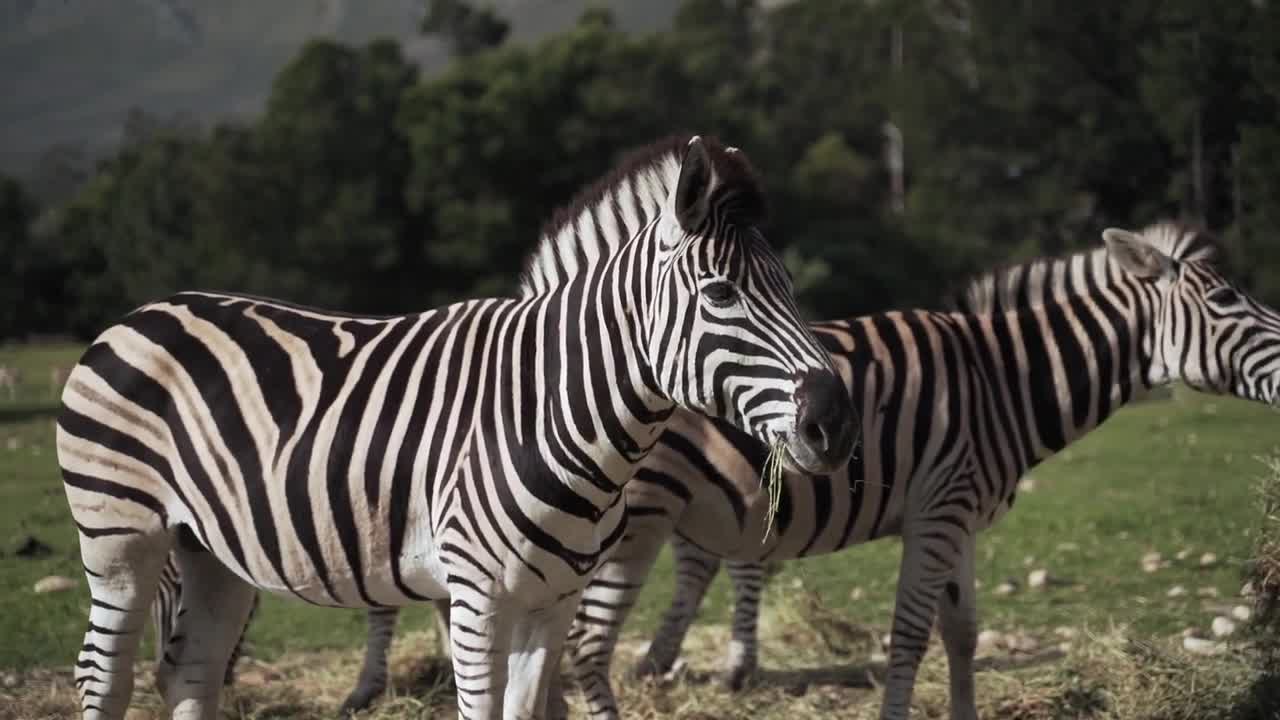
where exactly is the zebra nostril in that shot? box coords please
[802,419,827,450]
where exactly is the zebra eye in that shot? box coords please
[1207,287,1240,306]
[701,280,739,308]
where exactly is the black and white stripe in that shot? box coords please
[302,222,1280,720]
[58,134,855,720]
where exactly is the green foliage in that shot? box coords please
[421,0,511,56]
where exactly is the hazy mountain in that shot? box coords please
[0,0,682,176]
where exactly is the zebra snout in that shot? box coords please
[793,369,856,473]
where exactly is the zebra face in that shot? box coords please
[1104,226,1280,406]
[645,138,857,475]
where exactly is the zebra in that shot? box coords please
[57,133,857,720]
[305,221,1280,720]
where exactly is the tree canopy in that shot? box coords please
[6,0,1280,340]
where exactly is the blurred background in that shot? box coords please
[2,0,1279,339]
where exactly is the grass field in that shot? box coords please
[1,341,1277,718]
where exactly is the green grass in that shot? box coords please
[1,340,1276,674]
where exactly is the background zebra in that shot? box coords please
[309,222,1280,720]
[57,134,856,720]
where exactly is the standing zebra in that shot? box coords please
[57,134,856,720]
[315,222,1280,720]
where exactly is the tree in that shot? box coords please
[0,177,35,339]
[421,0,510,56]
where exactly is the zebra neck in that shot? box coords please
[523,249,676,509]
[1009,286,1155,460]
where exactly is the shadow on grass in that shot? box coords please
[0,404,59,425]
[676,647,1068,693]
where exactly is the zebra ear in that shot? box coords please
[1103,227,1175,280]
[674,136,714,233]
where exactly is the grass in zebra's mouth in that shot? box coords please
[761,436,789,541]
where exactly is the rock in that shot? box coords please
[1057,641,1073,654]
[1167,585,1187,598]
[1182,636,1226,656]
[868,650,887,665]
[33,575,76,594]
[1197,586,1220,598]
[1181,627,1204,639]
[1232,605,1252,622]
[1053,626,1078,640]
[1028,569,1050,589]
[1142,551,1164,573]
[880,633,892,650]
[976,629,1004,655]
[1176,548,1193,561]
[1242,581,1257,598]
[1023,554,1036,567]
[13,535,52,558]
[849,586,865,601]
[994,580,1019,596]
[6,437,20,451]
[1006,632,1039,654]
[1018,477,1037,493]
[1,673,17,688]
[1199,552,1219,568]
[1211,616,1237,638]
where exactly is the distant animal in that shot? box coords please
[0,365,19,400]
[49,364,68,398]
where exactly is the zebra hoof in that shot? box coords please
[338,688,381,717]
[720,664,757,692]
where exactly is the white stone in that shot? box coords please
[1182,636,1226,656]
[1028,569,1050,589]
[1181,626,1203,639]
[1006,633,1039,654]
[976,629,1004,655]
[994,581,1019,596]
[1242,581,1257,598]
[1199,552,1219,568]
[1018,477,1037,493]
[33,575,76,594]
[868,650,888,664]
[881,633,892,650]
[1052,626,1078,639]
[5,437,19,451]
[1167,585,1187,598]
[1176,548,1193,561]
[849,586,865,601]
[1211,616,1237,638]
[1231,605,1252,622]
[1142,551,1164,573]
[1,673,17,688]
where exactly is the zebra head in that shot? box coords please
[644,136,856,474]
[1103,222,1280,406]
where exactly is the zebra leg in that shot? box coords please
[634,534,721,678]
[74,529,172,720]
[447,589,576,720]
[721,560,767,691]
[156,543,257,720]
[878,527,963,720]
[564,517,672,720]
[223,592,259,686]
[339,608,402,715]
[936,537,978,720]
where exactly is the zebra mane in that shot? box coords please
[949,220,1221,314]
[517,133,768,297]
